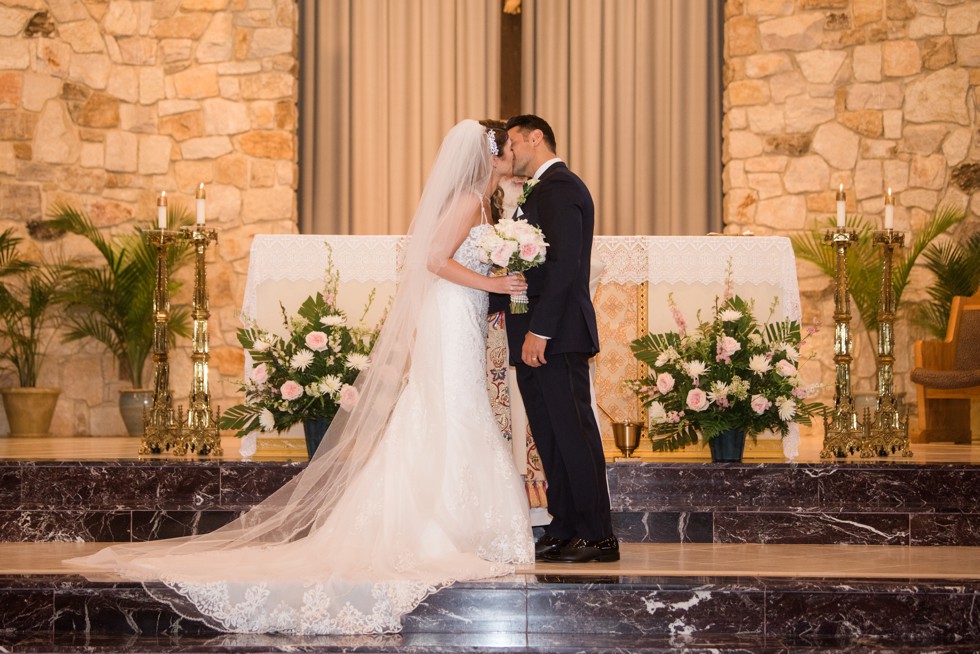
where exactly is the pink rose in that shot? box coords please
[305,331,328,352]
[686,388,710,412]
[518,242,540,261]
[751,394,772,415]
[280,380,304,401]
[339,383,359,411]
[490,241,517,268]
[716,335,741,362]
[656,372,675,394]
[775,360,797,377]
[251,363,268,385]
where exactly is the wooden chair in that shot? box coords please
[910,288,980,443]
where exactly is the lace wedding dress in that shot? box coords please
[70,222,534,635]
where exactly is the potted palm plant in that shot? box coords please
[0,228,67,437]
[48,203,193,436]
[912,231,980,338]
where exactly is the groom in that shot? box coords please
[504,115,617,563]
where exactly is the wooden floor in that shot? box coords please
[7,541,980,580]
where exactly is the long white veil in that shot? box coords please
[68,119,509,633]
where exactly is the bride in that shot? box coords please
[67,119,535,635]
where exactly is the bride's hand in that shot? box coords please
[487,274,527,296]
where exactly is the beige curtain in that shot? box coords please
[300,0,501,234]
[521,0,723,236]
[300,0,722,237]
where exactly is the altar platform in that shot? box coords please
[1,541,979,651]
[2,437,980,651]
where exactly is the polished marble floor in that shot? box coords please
[2,434,979,463]
[6,541,980,580]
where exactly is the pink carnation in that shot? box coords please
[686,388,710,412]
[339,384,360,411]
[280,380,304,401]
[305,331,328,352]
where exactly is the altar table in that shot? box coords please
[242,235,802,461]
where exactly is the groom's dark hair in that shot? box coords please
[506,114,556,153]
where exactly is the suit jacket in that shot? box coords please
[504,162,600,363]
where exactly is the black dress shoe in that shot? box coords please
[534,535,570,560]
[542,536,620,563]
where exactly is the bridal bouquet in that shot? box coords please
[476,217,548,313]
[626,287,824,453]
[219,260,380,438]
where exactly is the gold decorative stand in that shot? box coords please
[177,226,222,456]
[864,229,912,457]
[821,228,864,458]
[140,227,181,455]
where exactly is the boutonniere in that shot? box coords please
[517,178,540,206]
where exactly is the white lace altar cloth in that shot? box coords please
[244,234,800,327]
[242,235,803,459]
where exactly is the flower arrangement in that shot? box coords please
[219,257,380,438]
[627,279,824,453]
[476,217,548,313]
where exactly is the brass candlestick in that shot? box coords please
[176,225,222,456]
[821,228,865,458]
[140,226,181,455]
[864,229,912,457]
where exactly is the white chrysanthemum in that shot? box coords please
[346,352,370,371]
[654,347,679,367]
[682,360,707,380]
[319,375,342,396]
[649,401,668,423]
[320,315,345,327]
[252,339,270,352]
[749,354,772,375]
[748,333,763,347]
[783,344,799,362]
[290,349,314,371]
[258,408,275,431]
[777,396,797,421]
[707,381,730,403]
[719,309,742,322]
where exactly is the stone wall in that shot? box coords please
[723,0,980,428]
[0,0,298,436]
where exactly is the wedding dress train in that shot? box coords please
[69,222,534,634]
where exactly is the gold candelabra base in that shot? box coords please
[820,398,865,458]
[139,402,180,455]
[176,398,223,456]
[863,396,912,458]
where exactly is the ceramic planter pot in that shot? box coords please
[1,387,60,437]
[119,389,154,436]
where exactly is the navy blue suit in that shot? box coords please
[504,162,612,541]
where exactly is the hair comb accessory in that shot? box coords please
[486,130,499,156]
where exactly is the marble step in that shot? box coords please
[3,460,980,545]
[1,573,979,651]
